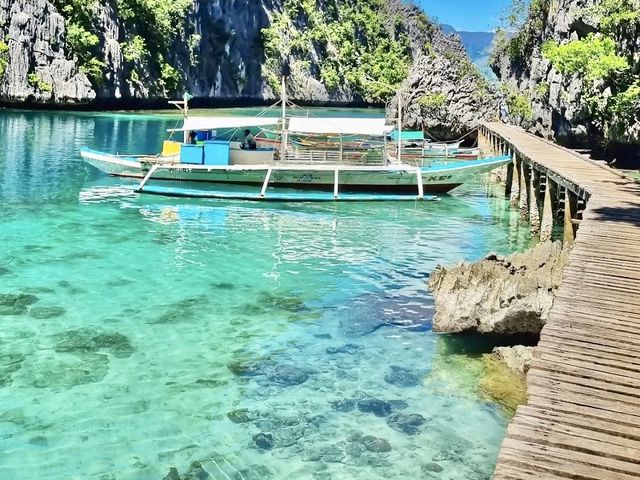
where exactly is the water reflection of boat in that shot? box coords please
[81,92,509,201]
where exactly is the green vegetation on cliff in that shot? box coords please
[0,41,8,80]
[493,0,639,145]
[262,0,413,102]
[53,0,191,94]
[541,0,640,142]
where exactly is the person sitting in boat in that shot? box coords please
[188,131,198,145]
[242,129,257,150]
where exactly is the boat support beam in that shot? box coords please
[334,168,340,199]
[416,167,424,200]
[138,164,161,191]
[260,168,273,198]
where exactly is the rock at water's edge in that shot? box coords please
[492,346,534,376]
[428,240,569,335]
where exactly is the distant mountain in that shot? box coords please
[441,25,496,80]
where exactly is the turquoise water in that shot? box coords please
[0,110,529,480]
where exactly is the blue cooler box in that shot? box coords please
[204,140,230,166]
[180,145,204,165]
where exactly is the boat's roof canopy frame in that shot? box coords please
[168,116,281,132]
[170,115,395,138]
[287,117,394,137]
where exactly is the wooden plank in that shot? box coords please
[499,441,640,480]
[536,343,640,371]
[493,463,574,480]
[541,326,640,355]
[527,367,640,402]
[507,423,640,465]
[526,394,640,429]
[542,323,640,349]
[532,354,640,385]
[551,303,640,324]
[540,335,640,362]
[547,314,640,337]
[517,405,640,441]
[527,385,640,417]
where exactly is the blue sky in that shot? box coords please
[418,0,512,31]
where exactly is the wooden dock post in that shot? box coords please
[540,174,553,242]
[518,160,528,219]
[529,166,540,234]
[563,189,575,244]
[510,151,519,207]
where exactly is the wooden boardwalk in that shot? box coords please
[482,123,640,480]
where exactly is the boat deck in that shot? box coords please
[482,123,640,480]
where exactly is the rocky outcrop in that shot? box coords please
[386,22,499,139]
[492,345,534,376]
[492,0,640,151]
[0,0,487,108]
[0,0,94,102]
[387,53,499,139]
[428,241,570,335]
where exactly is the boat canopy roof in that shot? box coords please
[287,117,393,137]
[169,116,281,132]
[390,131,425,141]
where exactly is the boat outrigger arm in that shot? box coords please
[135,162,439,202]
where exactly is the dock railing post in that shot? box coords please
[540,174,554,242]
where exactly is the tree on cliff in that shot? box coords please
[491,0,640,151]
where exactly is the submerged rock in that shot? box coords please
[29,306,66,319]
[429,241,569,335]
[386,413,427,435]
[331,399,356,412]
[422,462,444,473]
[227,358,311,386]
[253,432,274,450]
[326,344,362,355]
[479,354,528,413]
[227,409,257,424]
[361,435,391,453]
[151,296,210,324]
[265,364,309,386]
[24,352,110,388]
[0,352,25,387]
[51,328,134,358]
[339,292,433,336]
[0,293,39,315]
[384,366,421,387]
[357,398,393,417]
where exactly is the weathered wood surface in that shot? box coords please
[483,123,640,480]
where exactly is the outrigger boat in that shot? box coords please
[81,87,510,201]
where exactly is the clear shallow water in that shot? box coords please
[0,110,530,480]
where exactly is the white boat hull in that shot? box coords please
[80,148,510,194]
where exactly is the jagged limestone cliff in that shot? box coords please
[0,0,485,107]
[491,0,640,153]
